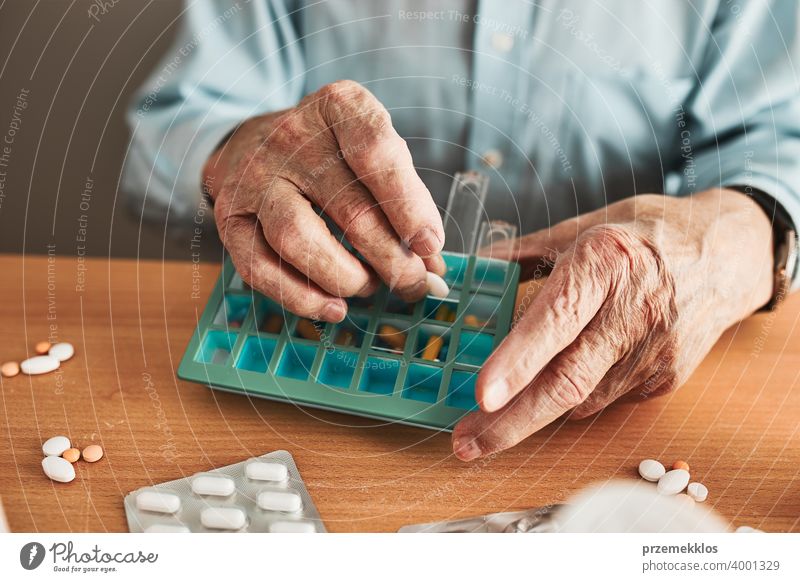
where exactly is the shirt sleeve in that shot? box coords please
[676,1,800,288]
[122,0,305,222]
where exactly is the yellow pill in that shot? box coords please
[335,330,355,346]
[464,315,482,327]
[422,335,444,361]
[378,325,406,350]
[62,448,81,463]
[672,460,690,472]
[1,361,20,378]
[35,341,52,355]
[435,305,452,321]
[82,444,104,463]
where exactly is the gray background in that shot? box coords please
[0,0,222,260]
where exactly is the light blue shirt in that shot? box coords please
[124,0,800,271]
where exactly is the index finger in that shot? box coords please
[319,80,445,258]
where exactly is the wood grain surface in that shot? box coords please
[1,254,798,532]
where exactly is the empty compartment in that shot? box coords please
[332,314,369,348]
[196,331,237,365]
[236,337,277,373]
[292,318,324,341]
[472,258,509,294]
[371,318,413,355]
[213,295,253,328]
[276,344,317,380]
[226,272,246,291]
[446,370,478,410]
[359,357,401,395]
[403,363,442,404]
[318,349,359,389]
[255,298,286,335]
[455,331,495,366]
[413,323,452,362]
[462,293,500,330]
[384,291,416,316]
[442,252,469,288]
[423,296,459,322]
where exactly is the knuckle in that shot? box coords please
[547,366,591,410]
[339,199,383,241]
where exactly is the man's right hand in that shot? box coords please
[204,80,445,322]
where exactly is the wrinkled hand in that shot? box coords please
[206,80,444,322]
[453,190,774,461]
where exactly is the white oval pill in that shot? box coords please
[48,342,75,362]
[42,456,76,483]
[426,272,450,299]
[245,461,288,482]
[657,469,690,495]
[144,524,190,533]
[257,490,302,513]
[191,475,235,497]
[269,520,317,533]
[21,355,60,375]
[736,525,764,533]
[42,435,71,457]
[638,459,665,482]
[136,491,181,514]
[201,507,246,530]
[687,482,708,503]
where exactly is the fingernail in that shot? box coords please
[453,437,481,461]
[409,227,442,258]
[323,301,346,322]
[482,378,510,412]
[425,253,446,276]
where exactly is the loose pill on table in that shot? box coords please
[48,342,75,362]
[736,525,764,533]
[269,520,317,533]
[426,272,450,299]
[144,524,190,533]
[1,361,20,378]
[35,341,52,355]
[82,444,104,463]
[42,456,76,483]
[687,482,708,503]
[42,435,71,457]
[672,460,690,472]
[657,469,690,495]
[136,491,181,514]
[201,507,246,530]
[62,448,81,463]
[638,459,666,482]
[21,355,60,375]
[191,475,236,497]
[245,461,288,482]
[257,490,303,513]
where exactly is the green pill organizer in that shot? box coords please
[177,251,520,431]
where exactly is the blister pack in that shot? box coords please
[124,450,325,533]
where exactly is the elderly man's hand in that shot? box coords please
[452,189,775,460]
[205,80,444,322]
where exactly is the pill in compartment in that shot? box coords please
[201,507,247,530]
[245,461,288,482]
[257,489,303,513]
[136,491,181,514]
[191,474,236,497]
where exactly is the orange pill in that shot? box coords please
[1,361,20,377]
[378,325,406,350]
[35,341,51,355]
[62,448,81,463]
[295,319,322,341]
[464,315,482,327]
[262,314,283,334]
[82,444,104,463]
[422,335,444,361]
[672,460,690,472]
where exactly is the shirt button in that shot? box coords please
[481,150,504,169]
[491,32,514,53]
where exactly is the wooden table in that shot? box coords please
[1,254,798,532]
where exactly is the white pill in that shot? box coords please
[638,459,666,482]
[657,469,690,495]
[687,482,708,503]
[42,435,71,457]
[269,520,317,533]
[191,475,235,497]
[736,525,764,533]
[426,272,450,298]
[48,342,75,362]
[21,355,60,375]
[245,461,288,482]
[42,456,76,483]
[201,507,246,530]
[136,491,181,514]
[257,490,302,513]
[144,524,190,533]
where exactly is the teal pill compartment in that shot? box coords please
[177,251,520,431]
